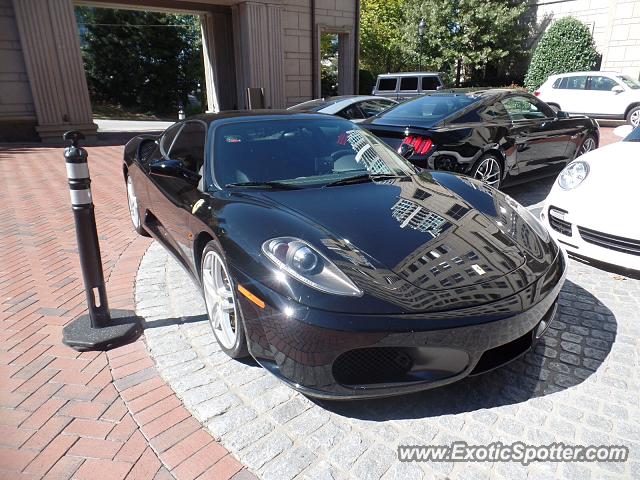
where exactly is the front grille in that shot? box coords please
[333,347,413,386]
[578,226,640,256]
[548,207,572,237]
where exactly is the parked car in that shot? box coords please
[361,89,600,189]
[536,71,640,127]
[123,112,566,399]
[287,95,396,122]
[372,72,444,100]
[541,125,640,271]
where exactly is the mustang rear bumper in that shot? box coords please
[231,251,566,399]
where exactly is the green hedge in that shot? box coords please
[524,17,600,91]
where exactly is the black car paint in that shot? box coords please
[361,89,600,187]
[123,112,566,399]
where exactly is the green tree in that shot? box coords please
[360,0,407,76]
[77,7,204,116]
[524,17,600,91]
[401,0,527,86]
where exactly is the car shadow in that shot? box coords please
[318,279,617,420]
[503,177,555,208]
[569,253,640,281]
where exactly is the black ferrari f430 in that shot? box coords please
[362,89,600,189]
[124,112,566,399]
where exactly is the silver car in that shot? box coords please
[372,72,444,100]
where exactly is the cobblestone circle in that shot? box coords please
[136,240,640,480]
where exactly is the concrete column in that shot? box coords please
[234,1,285,108]
[201,13,221,113]
[337,32,354,96]
[201,11,238,112]
[12,0,96,142]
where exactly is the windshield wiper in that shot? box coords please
[224,181,302,190]
[324,173,405,187]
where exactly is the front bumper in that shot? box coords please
[542,204,640,271]
[231,252,566,399]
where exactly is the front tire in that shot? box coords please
[470,154,503,189]
[201,241,248,359]
[126,174,151,237]
[627,106,640,128]
[576,134,597,157]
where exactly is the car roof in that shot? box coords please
[378,72,441,77]
[549,71,621,77]
[187,111,336,125]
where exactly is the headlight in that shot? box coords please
[558,161,589,190]
[262,237,362,296]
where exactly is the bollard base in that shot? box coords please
[62,309,143,351]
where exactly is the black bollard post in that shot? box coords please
[62,130,143,351]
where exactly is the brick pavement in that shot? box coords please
[0,145,254,479]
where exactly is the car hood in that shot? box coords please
[259,172,537,292]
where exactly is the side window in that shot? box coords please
[377,78,397,91]
[359,100,389,117]
[421,76,440,91]
[400,77,418,91]
[159,124,182,159]
[453,102,509,123]
[552,78,562,88]
[502,96,548,121]
[337,104,365,120]
[589,76,618,91]
[566,76,587,90]
[166,121,207,173]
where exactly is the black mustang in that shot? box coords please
[362,89,600,189]
[124,112,566,399]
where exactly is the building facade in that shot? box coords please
[0,0,359,142]
[535,0,640,79]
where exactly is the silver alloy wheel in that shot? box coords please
[473,157,501,187]
[579,136,596,156]
[202,251,238,350]
[631,109,640,127]
[126,176,140,229]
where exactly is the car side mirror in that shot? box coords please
[555,110,570,119]
[612,85,624,94]
[149,159,201,186]
[398,143,415,159]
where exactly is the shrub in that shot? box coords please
[524,17,600,91]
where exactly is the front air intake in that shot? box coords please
[332,347,413,386]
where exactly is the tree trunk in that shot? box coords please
[455,58,462,87]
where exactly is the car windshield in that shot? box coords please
[212,118,414,188]
[624,126,640,142]
[617,75,640,89]
[381,94,482,126]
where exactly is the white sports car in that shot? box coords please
[287,95,397,122]
[541,125,640,271]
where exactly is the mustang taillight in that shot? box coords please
[534,91,540,97]
[401,135,434,155]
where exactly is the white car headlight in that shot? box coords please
[262,237,362,296]
[558,161,589,190]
